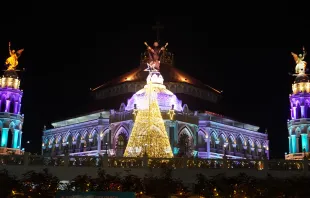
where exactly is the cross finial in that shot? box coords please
[152,22,164,42]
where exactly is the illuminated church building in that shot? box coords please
[42,38,269,159]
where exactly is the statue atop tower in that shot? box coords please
[5,42,24,71]
[291,47,307,75]
[141,22,173,71]
[0,42,24,155]
[144,41,168,71]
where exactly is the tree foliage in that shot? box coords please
[19,168,59,197]
[0,169,20,198]
[3,167,310,197]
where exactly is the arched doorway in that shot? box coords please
[116,134,127,156]
[236,136,243,153]
[177,133,190,156]
[197,132,206,151]
[177,127,194,157]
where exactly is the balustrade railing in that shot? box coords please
[0,153,309,173]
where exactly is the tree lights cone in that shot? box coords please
[124,81,173,158]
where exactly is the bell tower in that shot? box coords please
[0,42,24,155]
[286,47,310,160]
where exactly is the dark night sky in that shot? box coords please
[0,4,308,158]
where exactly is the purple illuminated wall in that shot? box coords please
[126,89,183,111]
[0,90,22,114]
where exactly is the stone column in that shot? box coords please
[215,140,219,152]
[301,105,305,118]
[5,99,10,112]
[14,101,18,114]
[258,148,262,158]
[296,137,300,153]
[18,103,21,114]
[12,129,19,149]
[97,132,101,155]
[293,107,297,119]
[288,136,291,153]
[72,142,76,152]
[251,147,255,159]
[265,149,269,159]
[204,137,210,159]
[223,142,228,155]
[62,142,67,154]
[290,109,294,119]
[291,135,296,153]
[243,145,247,158]
[301,133,309,152]
[232,144,237,155]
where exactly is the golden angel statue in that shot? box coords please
[5,42,24,71]
[291,47,307,74]
[144,41,168,72]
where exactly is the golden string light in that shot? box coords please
[124,81,173,158]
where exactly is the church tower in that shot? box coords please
[0,42,24,155]
[286,47,310,160]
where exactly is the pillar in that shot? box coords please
[12,129,19,148]
[301,134,309,152]
[296,136,300,153]
[215,140,219,151]
[251,147,255,158]
[14,101,18,114]
[19,131,22,149]
[97,131,101,154]
[293,107,297,119]
[108,130,112,148]
[5,100,10,112]
[291,135,297,153]
[258,148,262,157]
[290,109,294,119]
[232,144,237,155]
[265,150,269,159]
[18,103,21,114]
[288,136,292,153]
[205,137,210,158]
[301,106,305,118]
[1,128,9,147]
[223,142,228,155]
[243,145,247,157]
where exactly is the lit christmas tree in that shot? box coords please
[124,81,173,158]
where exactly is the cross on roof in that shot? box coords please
[152,22,164,42]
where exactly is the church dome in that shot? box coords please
[125,72,183,111]
[294,74,309,83]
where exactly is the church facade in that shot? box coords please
[42,41,269,159]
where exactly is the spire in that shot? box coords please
[152,21,164,42]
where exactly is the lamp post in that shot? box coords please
[105,143,108,155]
[223,144,227,156]
[65,142,69,154]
